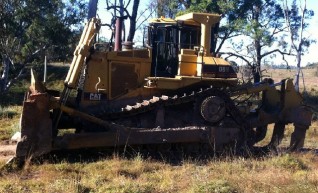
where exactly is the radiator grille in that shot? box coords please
[111,63,138,98]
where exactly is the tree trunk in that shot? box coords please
[294,51,301,92]
[0,55,10,93]
[119,0,126,41]
[254,38,262,83]
[87,0,98,19]
[127,0,140,42]
[253,4,262,84]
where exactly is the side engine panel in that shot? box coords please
[80,49,152,107]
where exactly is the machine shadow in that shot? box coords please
[31,145,292,166]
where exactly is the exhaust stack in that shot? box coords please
[114,18,123,51]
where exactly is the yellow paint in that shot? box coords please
[176,13,221,56]
[178,54,197,76]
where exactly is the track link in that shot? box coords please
[95,87,248,133]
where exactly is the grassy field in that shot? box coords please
[0,66,318,192]
[1,151,318,193]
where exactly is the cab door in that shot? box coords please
[150,25,178,77]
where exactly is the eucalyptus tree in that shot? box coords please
[282,0,315,91]
[0,0,87,93]
[220,0,293,83]
[157,0,188,18]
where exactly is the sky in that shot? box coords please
[301,0,318,65]
[95,0,318,66]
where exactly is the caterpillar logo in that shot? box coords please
[84,92,107,101]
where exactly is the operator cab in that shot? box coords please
[147,19,201,77]
[146,13,237,81]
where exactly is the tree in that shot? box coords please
[127,0,140,42]
[0,0,19,92]
[105,0,156,43]
[283,0,315,91]
[105,0,140,42]
[157,0,184,18]
[0,0,87,93]
[220,0,293,83]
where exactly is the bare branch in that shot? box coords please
[101,23,112,29]
[136,5,153,23]
[106,5,132,18]
[5,65,25,92]
[261,48,295,58]
[221,51,253,67]
[124,0,132,10]
[136,8,156,31]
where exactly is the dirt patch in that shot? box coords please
[0,143,16,162]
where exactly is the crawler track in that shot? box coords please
[67,87,255,155]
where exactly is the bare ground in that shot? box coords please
[0,141,16,162]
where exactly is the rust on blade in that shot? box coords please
[16,70,53,158]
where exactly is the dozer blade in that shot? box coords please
[16,70,53,158]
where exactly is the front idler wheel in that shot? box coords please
[200,96,226,123]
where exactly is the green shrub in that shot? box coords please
[272,154,308,171]
[0,106,18,119]
[195,180,237,193]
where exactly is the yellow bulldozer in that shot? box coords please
[15,13,312,160]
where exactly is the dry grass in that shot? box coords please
[1,150,318,193]
[263,68,318,93]
[0,106,21,141]
[0,121,318,192]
